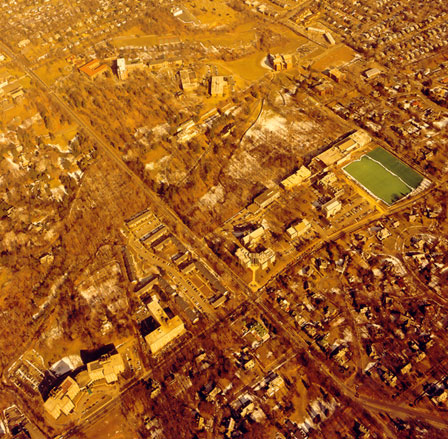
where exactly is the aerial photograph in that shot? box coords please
[0,0,448,438]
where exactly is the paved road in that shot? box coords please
[257,293,448,432]
[357,395,448,430]
[0,40,241,297]
[3,39,448,437]
[127,236,217,317]
[60,300,253,438]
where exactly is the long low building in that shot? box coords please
[312,130,371,171]
[281,166,311,190]
[126,209,156,230]
[254,188,280,209]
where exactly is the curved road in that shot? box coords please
[3,39,448,437]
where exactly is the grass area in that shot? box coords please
[112,23,257,49]
[344,148,422,205]
[311,44,356,70]
[111,34,159,48]
[82,405,135,439]
[187,25,257,48]
[367,147,423,188]
[120,25,146,37]
[269,24,310,53]
[35,58,70,85]
[211,25,308,83]
[185,0,238,26]
[213,53,268,84]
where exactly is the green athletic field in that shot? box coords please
[344,147,423,205]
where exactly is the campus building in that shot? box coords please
[268,53,293,71]
[311,130,371,171]
[210,76,226,97]
[281,166,311,190]
[322,199,342,218]
[79,59,108,79]
[116,58,127,80]
[142,297,186,354]
[286,219,311,239]
[87,353,125,384]
[43,377,81,419]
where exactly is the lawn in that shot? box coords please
[311,44,356,70]
[344,147,423,205]
[111,34,159,48]
[344,156,413,205]
[213,52,268,83]
[366,147,423,188]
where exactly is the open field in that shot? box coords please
[311,43,357,70]
[344,147,423,205]
[35,58,70,85]
[185,0,238,26]
[213,53,268,83]
[187,23,257,48]
[110,34,160,48]
[111,25,257,49]
[366,147,423,188]
[80,404,135,439]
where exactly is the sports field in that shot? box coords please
[344,147,423,205]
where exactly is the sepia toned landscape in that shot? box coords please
[1,0,448,438]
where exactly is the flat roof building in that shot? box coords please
[287,219,311,239]
[87,353,125,384]
[328,68,344,82]
[320,172,337,187]
[254,188,280,209]
[312,130,371,171]
[324,32,336,45]
[268,53,294,71]
[79,59,108,79]
[363,68,382,79]
[322,199,341,218]
[281,166,311,190]
[242,226,265,247]
[315,81,334,96]
[116,58,127,80]
[210,76,226,97]
[2,82,24,100]
[43,377,81,420]
[144,298,186,354]
[179,69,198,92]
[349,129,371,146]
